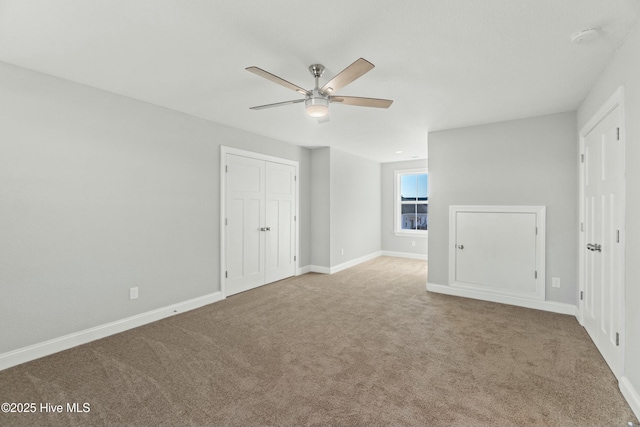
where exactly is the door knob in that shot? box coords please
[260,227,267,231]
[265,227,271,231]
[586,243,594,251]
[457,244,464,250]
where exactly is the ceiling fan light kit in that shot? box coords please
[246,58,393,121]
[305,94,329,118]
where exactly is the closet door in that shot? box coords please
[226,154,265,296]
[225,152,296,296]
[265,161,296,283]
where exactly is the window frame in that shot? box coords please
[394,168,428,237]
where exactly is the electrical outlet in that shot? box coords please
[130,287,139,300]
[552,278,560,288]
[341,248,344,255]
[412,241,416,247]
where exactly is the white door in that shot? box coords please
[226,154,266,296]
[583,105,623,378]
[455,211,537,296]
[225,153,296,296]
[265,161,296,283]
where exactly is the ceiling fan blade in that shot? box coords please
[250,99,305,110]
[246,66,311,95]
[330,96,393,109]
[320,58,374,94]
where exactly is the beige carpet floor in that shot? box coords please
[0,257,637,426]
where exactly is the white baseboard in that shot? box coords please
[426,282,577,316]
[329,251,382,274]
[0,291,224,371]
[305,251,383,275]
[381,250,428,260]
[620,376,640,420]
[308,265,331,274]
[297,265,311,275]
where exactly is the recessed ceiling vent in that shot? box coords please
[571,28,599,43]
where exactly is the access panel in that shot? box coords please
[450,206,545,301]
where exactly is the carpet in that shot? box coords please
[0,256,636,426]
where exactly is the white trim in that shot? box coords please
[329,251,382,274]
[394,231,429,238]
[0,292,224,372]
[305,251,384,275]
[220,146,300,298]
[309,265,332,274]
[580,86,625,136]
[297,265,312,275]
[448,205,546,301]
[426,283,577,316]
[620,376,640,421]
[381,250,428,260]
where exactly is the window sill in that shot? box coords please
[394,231,428,238]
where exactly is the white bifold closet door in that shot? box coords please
[226,154,295,296]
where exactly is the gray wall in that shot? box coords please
[330,148,381,266]
[427,111,578,305]
[381,159,428,257]
[577,21,640,401]
[310,147,330,268]
[0,61,311,354]
[309,147,382,269]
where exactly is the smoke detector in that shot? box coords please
[571,28,599,43]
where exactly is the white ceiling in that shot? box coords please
[0,0,638,163]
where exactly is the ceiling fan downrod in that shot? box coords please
[308,64,325,90]
[306,64,329,117]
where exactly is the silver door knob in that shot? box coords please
[260,227,267,231]
[265,227,271,231]
[457,244,464,250]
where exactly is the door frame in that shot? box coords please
[578,86,626,377]
[220,146,299,298]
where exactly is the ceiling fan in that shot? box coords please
[246,58,393,121]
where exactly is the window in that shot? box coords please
[395,169,428,235]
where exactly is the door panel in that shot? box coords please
[582,106,622,378]
[226,154,265,296]
[456,212,537,295]
[265,162,295,283]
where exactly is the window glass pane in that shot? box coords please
[417,174,428,200]
[401,204,416,214]
[401,212,418,230]
[417,204,428,230]
[400,174,417,201]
